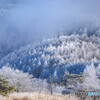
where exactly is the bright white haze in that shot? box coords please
[0,0,100,58]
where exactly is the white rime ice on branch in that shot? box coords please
[80,63,100,90]
[0,66,33,92]
[0,66,65,93]
[0,34,100,70]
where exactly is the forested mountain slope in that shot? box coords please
[0,33,100,80]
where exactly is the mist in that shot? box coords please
[0,0,100,58]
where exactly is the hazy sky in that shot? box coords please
[0,0,100,57]
[5,0,100,35]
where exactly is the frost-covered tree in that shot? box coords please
[32,78,49,93]
[80,63,100,90]
[48,74,54,94]
[0,66,56,93]
[0,66,33,92]
[96,63,100,78]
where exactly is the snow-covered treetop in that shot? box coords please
[0,34,100,78]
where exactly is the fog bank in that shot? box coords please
[0,0,100,58]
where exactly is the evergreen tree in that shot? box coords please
[0,67,33,92]
[0,75,14,96]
